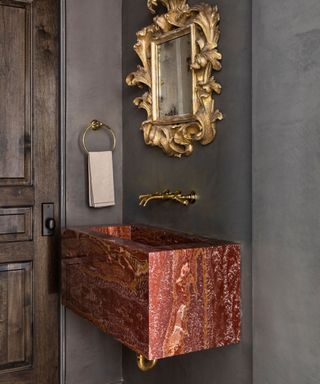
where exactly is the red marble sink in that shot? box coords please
[61,224,240,360]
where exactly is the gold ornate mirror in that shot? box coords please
[126,0,223,158]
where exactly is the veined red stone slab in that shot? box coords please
[61,225,240,360]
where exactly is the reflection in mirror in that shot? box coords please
[126,1,223,157]
[157,33,193,119]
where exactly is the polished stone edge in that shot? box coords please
[62,227,240,361]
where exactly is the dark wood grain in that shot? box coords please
[0,1,32,185]
[7,270,24,364]
[32,0,60,383]
[0,272,8,365]
[0,370,32,384]
[0,263,32,372]
[0,207,32,242]
[0,213,25,235]
[0,242,33,264]
[0,0,59,382]
[0,187,34,207]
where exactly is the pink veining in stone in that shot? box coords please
[61,224,240,360]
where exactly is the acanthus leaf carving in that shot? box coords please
[127,0,223,157]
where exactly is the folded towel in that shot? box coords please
[88,151,115,208]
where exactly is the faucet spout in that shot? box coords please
[138,190,198,207]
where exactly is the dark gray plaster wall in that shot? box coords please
[122,1,252,383]
[64,0,123,383]
[252,1,320,383]
[63,1,320,383]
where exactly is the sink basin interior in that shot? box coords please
[86,224,221,248]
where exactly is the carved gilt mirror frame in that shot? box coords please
[126,0,223,158]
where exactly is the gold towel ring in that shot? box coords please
[82,119,116,154]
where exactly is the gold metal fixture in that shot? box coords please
[126,0,223,158]
[137,354,158,372]
[81,119,116,154]
[139,189,198,207]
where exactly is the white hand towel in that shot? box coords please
[88,151,115,208]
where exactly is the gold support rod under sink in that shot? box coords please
[137,354,158,372]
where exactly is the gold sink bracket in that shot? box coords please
[139,190,198,207]
[137,354,158,372]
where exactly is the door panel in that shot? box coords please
[0,1,32,185]
[0,263,32,372]
[0,187,34,207]
[0,208,32,242]
[0,0,59,383]
[0,243,33,264]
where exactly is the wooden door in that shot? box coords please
[0,0,59,383]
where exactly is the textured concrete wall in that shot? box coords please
[252,1,320,383]
[122,0,252,383]
[64,0,123,383]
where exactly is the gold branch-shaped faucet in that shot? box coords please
[139,190,198,207]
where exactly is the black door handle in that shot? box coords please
[45,218,56,231]
[42,203,55,236]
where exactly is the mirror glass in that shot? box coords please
[157,33,193,119]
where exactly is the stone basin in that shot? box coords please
[61,224,241,360]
